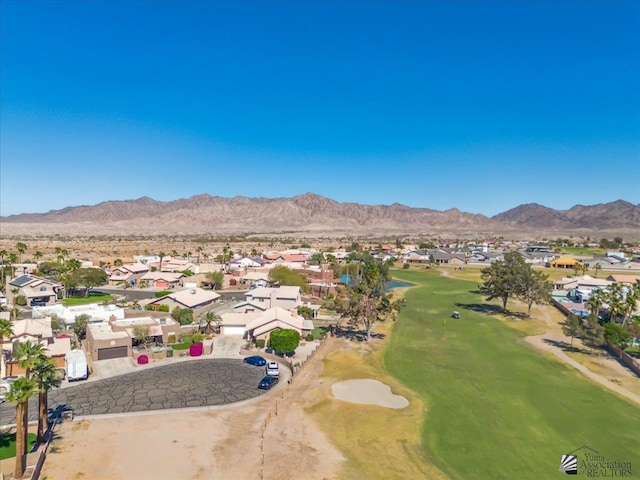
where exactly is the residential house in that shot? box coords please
[146,287,221,315]
[7,274,64,306]
[85,315,181,360]
[33,303,125,327]
[108,263,150,286]
[432,252,466,265]
[241,271,271,288]
[244,307,314,343]
[244,286,302,311]
[229,257,268,270]
[265,253,308,269]
[549,257,580,269]
[1,317,71,376]
[139,271,185,289]
[403,250,430,263]
[606,274,640,285]
[220,311,261,335]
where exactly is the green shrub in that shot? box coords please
[155,290,172,298]
[305,334,314,342]
[269,328,300,353]
[256,339,266,349]
[145,305,154,311]
[16,295,27,306]
[166,349,173,358]
[167,334,176,344]
[158,304,169,312]
[403,262,410,269]
[192,333,204,344]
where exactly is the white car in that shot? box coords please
[266,361,280,376]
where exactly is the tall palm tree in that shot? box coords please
[8,252,18,276]
[0,248,7,264]
[33,251,43,262]
[593,262,602,278]
[6,377,39,479]
[158,252,166,272]
[586,288,606,317]
[15,242,27,262]
[14,340,46,455]
[196,246,204,265]
[607,283,627,324]
[32,355,63,444]
[0,318,14,378]
[622,284,640,328]
[66,258,82,271]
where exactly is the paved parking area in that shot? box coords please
[0,359,281,423]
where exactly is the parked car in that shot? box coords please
[258,375,279,390]
[243,355,267,367]
[266,361,279,376]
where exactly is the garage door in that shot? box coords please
[97,346,128,360]
[222,326,245,335]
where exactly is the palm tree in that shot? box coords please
[33,251,43,262]
[6,377,39,479]
[0,248,7,264]
[66,258,82,271]
[32,355,62,444]
[158,252,166,272]
[594,262,602,278]
[196,246,204,265]
[607,283,627,324]
[622,284,640,328]
[0,318,14,377]
[8,252,18,276]
[15,242,27,262]
[202,310,221,335]
[14,340,46,455]
[586,288,607,317]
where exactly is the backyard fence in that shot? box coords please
[256,332,335,479]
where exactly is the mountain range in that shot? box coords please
[1,193,638,239]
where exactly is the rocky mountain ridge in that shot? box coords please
[2,193,638,238]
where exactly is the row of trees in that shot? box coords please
[480,253,552,316]
[334,253,404,341]
[0,326,63,479]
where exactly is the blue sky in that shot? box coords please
[1,0,639,217]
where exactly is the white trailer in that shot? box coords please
[65,349,88,381]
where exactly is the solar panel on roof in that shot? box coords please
[10,275,33,287]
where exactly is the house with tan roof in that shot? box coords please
[1,317,71,376]
[108,263,150,286]
[265,253,308,268]
[244,307,314,342]
[244,286,302,311]
[220,311,262,335]
[7,274,64,306]
[146,287,221,315]
[139,271,186,289]
[606,274,640,285]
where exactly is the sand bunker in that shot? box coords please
[331,379,409,409]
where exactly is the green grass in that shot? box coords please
[385,269,640,480]
[170,334,193,350]
[556,246,604,256]
[62,295,113,306]
[311,327,327,340]
[0,433,37,460]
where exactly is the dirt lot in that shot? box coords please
[41,342,344,480]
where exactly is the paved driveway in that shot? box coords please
[1,359,272,423]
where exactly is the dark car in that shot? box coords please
[258,375,279,390]
[243,355,267,366]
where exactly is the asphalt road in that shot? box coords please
[0,359,271,424]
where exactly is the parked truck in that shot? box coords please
[65,349,88,381]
